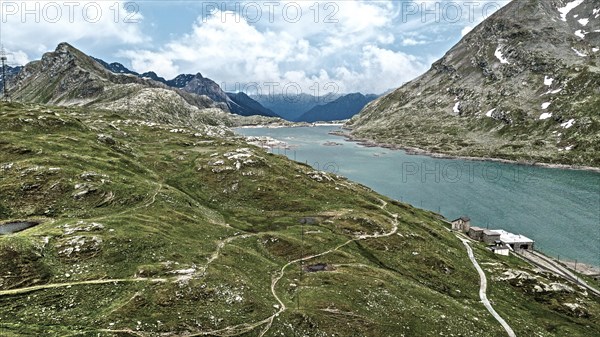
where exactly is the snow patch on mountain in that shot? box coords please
[558,0,585,22]
[494,46,510,64]
[453,102,460,113]
[561,119,576,128]
[571,47,587,57]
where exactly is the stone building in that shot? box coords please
[468,226,484,241]
[482,230,501,244]
[451,216,471,232]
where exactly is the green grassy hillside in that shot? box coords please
[0,102,598,336]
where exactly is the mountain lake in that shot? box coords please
[236,126,600,267]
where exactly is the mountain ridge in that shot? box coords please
[8,42,233,128]
[92,57,279,118]
[251,93,342,121]
[297,93,378,122]
[347,0,600,167]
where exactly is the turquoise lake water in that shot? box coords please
[236,126,600,267]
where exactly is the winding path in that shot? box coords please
[1,198,399,337]
[192,198,399,337]
[458,236,516,337]
[258,198,398,337]
[0,278,167,296]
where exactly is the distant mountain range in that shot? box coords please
[251,93,338,121]
[6,46,374,123]
[296,93,378,122]
[93,58,195,88]
[227,91,279,117]
[250,92,375,122]
[92,57,279,118]
[348,0,600,167]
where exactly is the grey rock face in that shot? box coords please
[183,73,230,103]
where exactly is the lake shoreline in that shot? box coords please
[238,122,345,129]
[236,126,600,267]
[560,260,600,278]
[331,130,600,174]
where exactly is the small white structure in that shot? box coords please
[490,240,510,256]
[489,229,534,252]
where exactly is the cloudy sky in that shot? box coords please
[0,1,509,94]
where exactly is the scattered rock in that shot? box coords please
[1,163,14,171]
[97,134,116,145]
[61,221,105,235]
[307,171,334,182]
[58,235,102,257]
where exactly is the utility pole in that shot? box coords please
[298,220,305,311]
[1,46,8,100]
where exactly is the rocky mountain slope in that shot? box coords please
[297,93,378,122]
[93,58,278,118]
[181,73,281,118]
[9,43,230,127]
[227,91,279,117]
[347,0,600,167]
[1,101,599,336]
[167,73,196,88]
[181,73,230,103]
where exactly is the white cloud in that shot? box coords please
[401,38,427,46]
[121,6,427,95]
[1,50,30,66]
[122,10,310,79]
[0,1,147,62]
[334,45,427,93]
[2,0,509,95]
